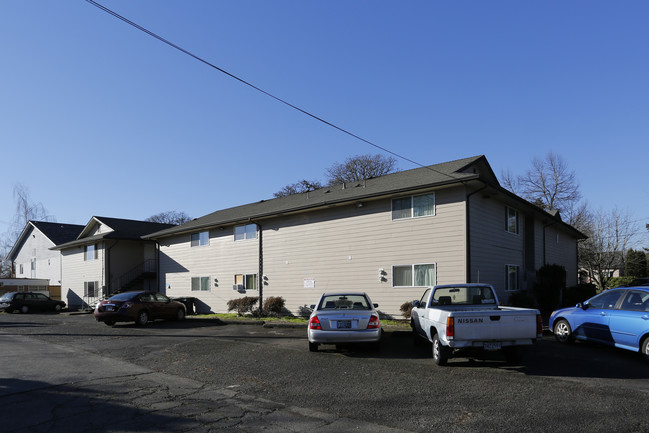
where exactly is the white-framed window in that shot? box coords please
[84,281,99,297]
[19,264,24,275]
[191,276,211,291]
[393,263,436,287]
[235,273,258,290]
[31,259,36,271]
[506,206,519,234]
[234,224,257,241]
[84,244,98,261]
[191,231,209,247]
[505,265,519,291]
[392,193,435,220]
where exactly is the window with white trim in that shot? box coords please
[393,263,436,287]
[191,276,211,291]
[191,231,209,247]
[235,274,258,290]
[84,281,99,297]
[392,193,435,220]
[505,265,519,291]
[84,244,98,261]
[506,207,519,234]
[234,224,257,241]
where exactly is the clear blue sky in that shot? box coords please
[1,1,648,245]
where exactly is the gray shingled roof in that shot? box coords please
[52,217,176,250]
[144,155,491,239]
[30,221,85,246]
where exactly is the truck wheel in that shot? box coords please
[553,319,574,344]
[432,334,449,366]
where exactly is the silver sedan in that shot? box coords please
[307,292,382,352]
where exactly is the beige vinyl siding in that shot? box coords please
[160,186,467,316]
[160,228,259,312]
[542,224,579,286]
[469,194,525,299]
[60,243,104,309]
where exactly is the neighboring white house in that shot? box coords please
[145,155,586,317]
[51,217,175,309]
[8,221,84,300]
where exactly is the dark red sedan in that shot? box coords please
[94,290,186,326]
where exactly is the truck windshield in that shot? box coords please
[433,286,495,306]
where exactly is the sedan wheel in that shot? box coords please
[104,321,116,327]
[176,308,186,321]
[554,319,574,344]
[308,342,318,352]
[20,305,29,314]
[641,337,649,362]
[136,310,149,326]
[54,304,62,313]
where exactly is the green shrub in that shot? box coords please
[227,296,260,316]
[608,276,635,289]
[262,296,285,316]
[400,301,413,319]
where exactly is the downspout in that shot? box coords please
[257,223,263,313]
[465,184,488,283]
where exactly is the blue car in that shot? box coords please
[549,286,649,360]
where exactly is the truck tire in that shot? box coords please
[432,333,449,366]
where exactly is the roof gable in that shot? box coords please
[8,221,85,260]
[53,217,176,250]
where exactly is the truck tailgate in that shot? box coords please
[452,310,538,341]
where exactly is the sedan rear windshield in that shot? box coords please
[108,292,140,301]
[319,295,370,310]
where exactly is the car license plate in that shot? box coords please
[337,320,351,329]
[484,342,501,351]
[105,305,114,312]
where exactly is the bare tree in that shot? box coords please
[579,208,637,289]
[325,154,398,186]
[273,154,397,197]
[273,179,324,198]
[146,211,191,225]
[0,184,54,277]
[502,152,582,227]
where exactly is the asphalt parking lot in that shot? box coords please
[2,312,649,432]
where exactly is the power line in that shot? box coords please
[84,0,457,180]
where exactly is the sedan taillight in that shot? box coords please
[367,314,380,329]
[309,316,322,330]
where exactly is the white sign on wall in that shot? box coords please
[304,278,315,289]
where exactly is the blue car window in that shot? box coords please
[588,290,623,309]
[621,290,649,312]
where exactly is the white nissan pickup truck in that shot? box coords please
[410,284,542,365]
